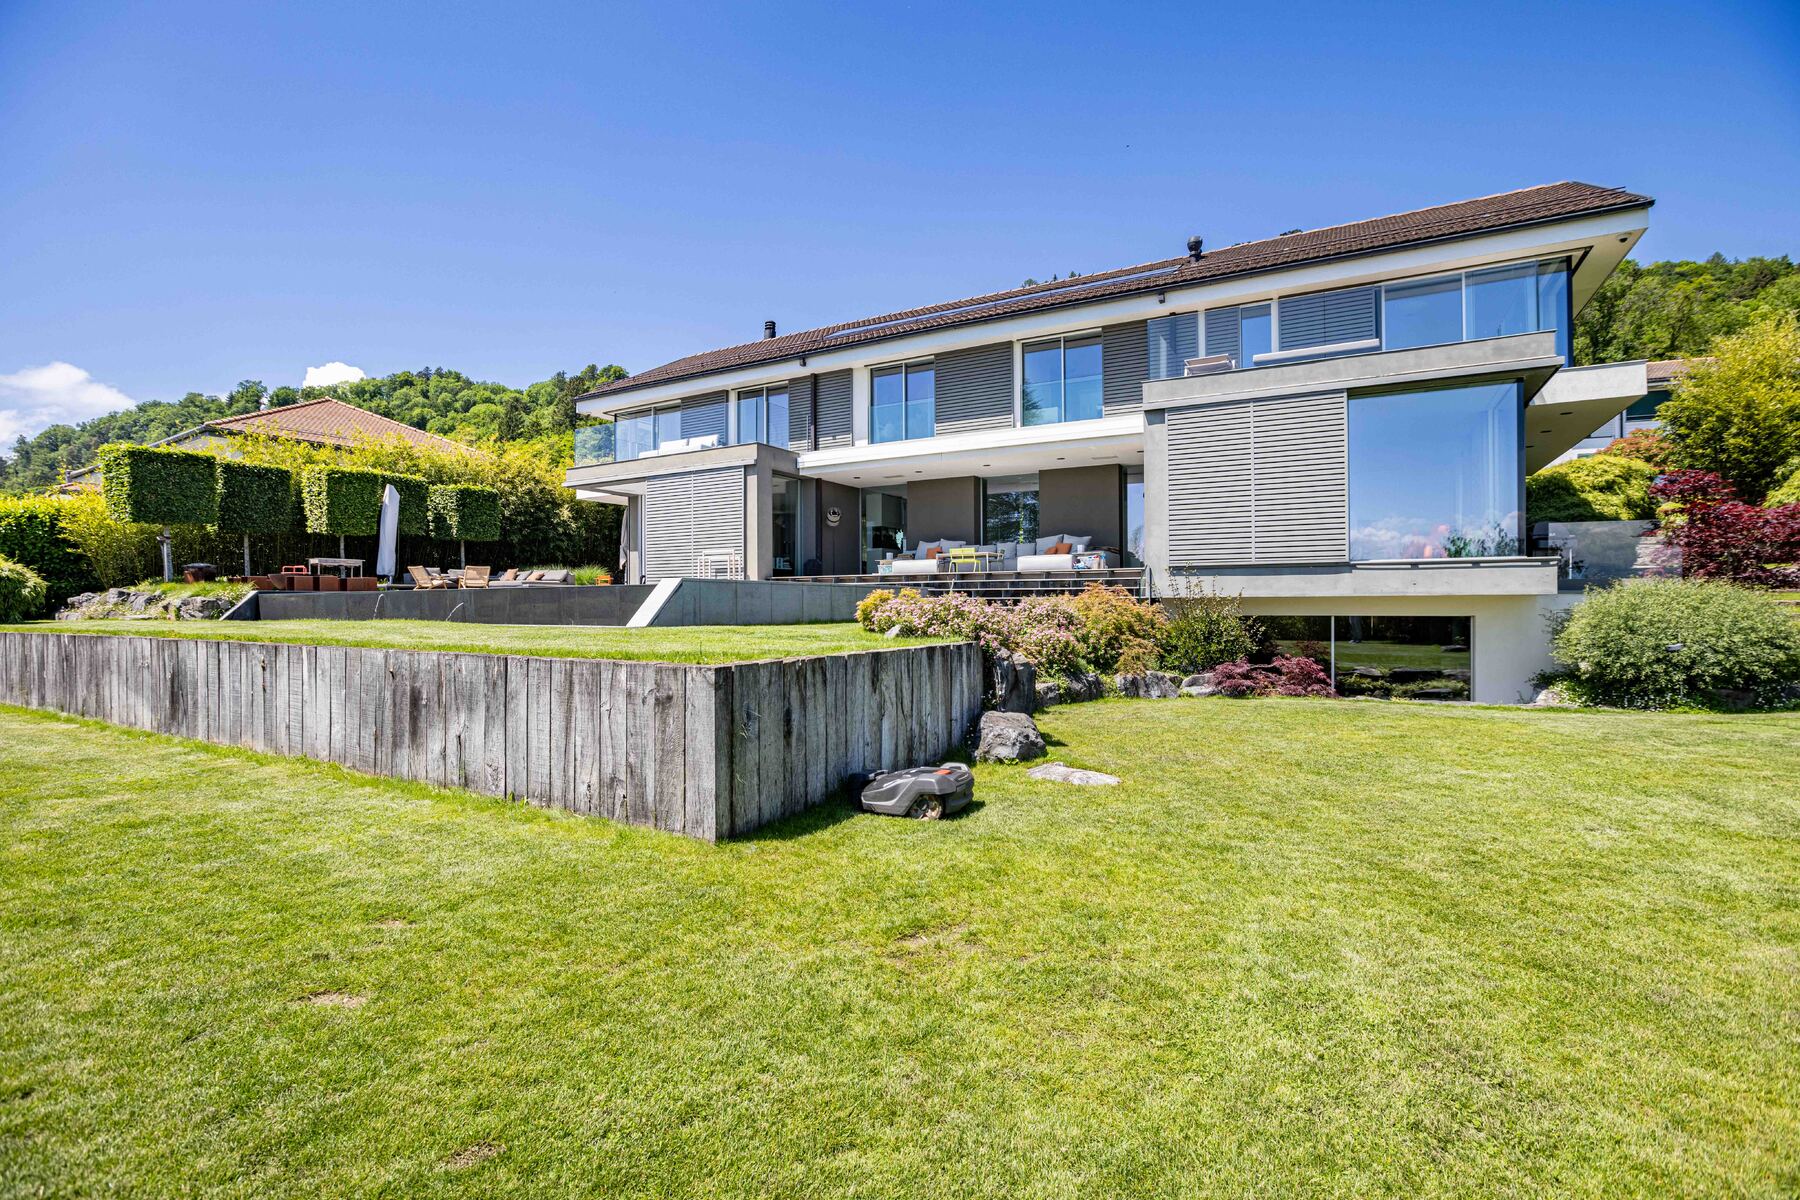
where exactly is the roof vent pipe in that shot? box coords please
[763,319,777,339]
[1187,236,1203,261]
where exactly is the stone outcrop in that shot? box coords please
[1115,670,1181,699]
[987,650,1038,713]
[975,710,1047,762]
[57,587,239,621]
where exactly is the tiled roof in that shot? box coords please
[202,397,473,453]
[585,181,1652,402]
[1645,358,1703,388]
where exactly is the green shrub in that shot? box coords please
[97,444,218,526]
[213,461,294,534]
[1157,591,1260,675]
[1065,585,1166,674]
[382,473,430,537]
[57,491,158,588]
[0,556,49,623]
[428,483,502,542]
[0,494,99,613]
[1551,577,1800,709]
[301,467,386,537]
[1526,455,1658,523]
[1767,458,1800,508]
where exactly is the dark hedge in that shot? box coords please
[214,460,294,535]
[98,444,218,527]
[300,466,385,537]
[427,484,502,542]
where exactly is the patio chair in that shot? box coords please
[407,565,450,590]
[460,565,490,589]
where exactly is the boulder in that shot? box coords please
[1115,671,1181,699]
[1530,685,1573,707]
[988,650,1038,713]
[1063,671,1105,703]
[1026,761,1121,787]
[975,710,1046,762]
[1034,680,1062,708]
[1180,681,1219,698]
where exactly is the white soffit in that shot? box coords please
[1525,361,1648,472]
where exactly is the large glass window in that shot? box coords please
[871,362,934,443]
[1382,258,1571,363]
[734,386,789,448]
[1021,333,1103,425]
[770,474,799,576]
[615,409,655,461]
[1238,304,1272,369]
[1256,616,1473,701]
[654,405,682,448]
[860,487,907,572]
[1349,381,1523,560]
[1124,467,1144,566]
[982,474,1040,544]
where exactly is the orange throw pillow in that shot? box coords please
[925,546,943,559]
[1050,541,1072,555]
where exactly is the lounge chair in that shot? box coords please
[407,565,450,590]
[460,565,490,589]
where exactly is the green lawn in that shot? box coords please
[0,618,936,663]
[2,698,1796,1197]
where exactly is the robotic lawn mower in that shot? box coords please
[857,763,974,820]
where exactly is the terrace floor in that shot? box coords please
[2,697,1795,1196]
[791,566,1145,599]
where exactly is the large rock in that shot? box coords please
[975,710,1046,762]
[988,650,1038,713]
[1115,670,1181,699]
[1180,671,1220,698]
[1034,680,1063,708]
[1026,761,1121,787]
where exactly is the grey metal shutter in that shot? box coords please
[933,342,1014,434]
[1167,402,1254,565]
[1276,286,1377,351]
[1203,307,1241,367]
[680,391,728,442]
[642,466,746,580]
[786,376,813,449]
[1146,312,1199,379]
[1164,393,1346,566]
[1102,320,1147,413]
[1249,393,1347,562]
[814,370,853,448]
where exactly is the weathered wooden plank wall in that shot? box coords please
[0,633,982,841]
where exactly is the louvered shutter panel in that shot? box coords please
[1276,287,1378,351]
[679,392,728,442]
[643,466,745,579]
[1204,307,1241,367]
[814,370,853,448]
[933,343,1014,434]
[1103,320,1148,412]
[1166,403,1254,565]
[786,376,813,449]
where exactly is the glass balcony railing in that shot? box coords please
[573,423,616,466]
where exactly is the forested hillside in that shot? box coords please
[0,364,623,493]
[4,252,1796,494]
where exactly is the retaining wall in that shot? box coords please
[0,632,982,841]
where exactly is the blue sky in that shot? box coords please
[1,0,1796,440]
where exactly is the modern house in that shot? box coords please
[566,182,1655,703]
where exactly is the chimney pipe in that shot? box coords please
[1187,236,1203,261]
[763,319,777,339]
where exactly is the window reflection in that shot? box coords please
[872,363,934,442]
[1022,334,1104,425]
[1349,382,1522,560]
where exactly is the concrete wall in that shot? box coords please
[0,632,983,841]
[815,480,862,574]
[633,579,877,626]
[906,476,981,546]
[1038,465,1123,549]
[257,586,657,625]
[1231,593,1573,705]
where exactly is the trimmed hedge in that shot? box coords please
[427,484,502,542]
[0,555,50,623]
[214,460,294,534]
[1526,455,1657,524]
[0,495,99,613]
[98,444,218,527]
[382,474,430,537]
[301,466,386,537]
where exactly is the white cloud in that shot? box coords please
[0,362,136,444]
[303,361,366,389]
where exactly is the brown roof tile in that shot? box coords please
[204,397,474,453]
[584,181,1652,403]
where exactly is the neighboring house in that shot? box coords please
[565,182,1656,703]
[1551,357,1694,463]
[63,397,472,487]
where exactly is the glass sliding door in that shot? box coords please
[1021,333,1104,425]
[982,474,1040,544]
[871,363,934,442]
[769,474,799,576]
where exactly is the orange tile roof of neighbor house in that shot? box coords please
[204,397,473,452]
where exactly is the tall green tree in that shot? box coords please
[1660,313,1800,502]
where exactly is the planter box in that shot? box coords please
[0,632,982,841]
[346,577,378,592]
[316,575,343,592]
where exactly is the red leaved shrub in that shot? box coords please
[1649,470,1800,586]
[1208,655,1337,698]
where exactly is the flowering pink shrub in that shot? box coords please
[855,588,1087,676]
[1207,655,1336,698]
[1649,470,1800,586]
